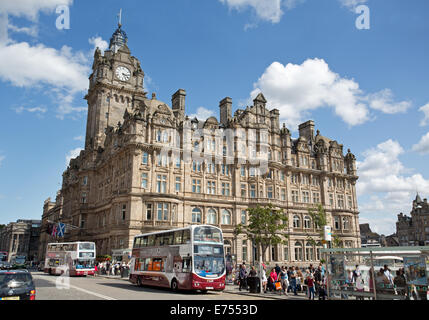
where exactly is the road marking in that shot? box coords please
[34,273,117,300]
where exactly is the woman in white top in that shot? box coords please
[261,268,268,293]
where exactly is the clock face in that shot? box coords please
[115,66,131,82]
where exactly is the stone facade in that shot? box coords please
[0,220,41,263]
[39,23,361,267]
[396,195,429,246]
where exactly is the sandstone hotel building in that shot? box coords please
[39,22,361,266]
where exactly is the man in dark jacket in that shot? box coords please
[239,264,248,291]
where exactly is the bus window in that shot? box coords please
[182,257,192,272]
[164,233,173,245]
[174,231,183,245]
[152,258,162,271]
[79,243,95,251]
[134,237,142,248]
[183,230,191,244]
[148,235,155,247]
[142,236,148,247]
[144,258,150,271]
[155,234,163,246]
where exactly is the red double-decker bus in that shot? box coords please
[129,225,226,292]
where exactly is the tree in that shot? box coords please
[306,204,343,250]
[234,204,288,289]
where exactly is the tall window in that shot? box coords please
[302,191,310,203]
[122,205,127,221]
[192,208,202,223]
[175,177,181,192]
[241,166,246,177]
[302,175,309,185]
[241,210,247,224]
[241,184,247,197]
[313,192,320,204]
[158,154,168,167]
[334,216,340,230]
[192,179,201,193]
[281,189,286,201]
[207,163,216,174]
[81,192,87,204]
[293,215,301,228]
[329,194,334,206]
[221,164,230,176]
[222,183,230,196]
[337,194,344,208]
[141,173,148,189]
[242,240,248,262]
[294,242,303,261]
[82,176,88,186]
[192,161,201,172]
[142,152,149,165]
[250,185,256,198]
[156,175,167,193]
[304,216,311,229]
[305,242,314,261]
[222,210,231,225]
[207,209,217,225]
[146,204,152,220]
[292,190,299,203]
[157,203,169,221]
[207,181,216,195]
[348,195,353,209]
[267,186,273,199]
[342,217,350,230]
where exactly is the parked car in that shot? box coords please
[0,270,36,300]
[0,262,12,270]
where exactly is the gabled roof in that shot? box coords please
[253,93,267,103]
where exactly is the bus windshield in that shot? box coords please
[75,260,95,269]
[194,256,225,277]
[193,227,222,243]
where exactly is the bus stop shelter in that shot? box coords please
[320,246,429,300]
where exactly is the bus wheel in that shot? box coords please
[171,279,178,292]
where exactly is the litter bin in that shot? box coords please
[248,277,261,293]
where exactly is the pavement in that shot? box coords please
[96,274,309,300]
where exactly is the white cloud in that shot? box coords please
[418,103,429,127]
[412,132,429,155]
[367,89,411,114]
[0,0,73,21]
[250,59,411,129]
[357,139,429,235]
[189,107,215,121]
[66,147,83,165]
[13,106,48,114]
[89,36,108,54]
[338,0,368,11]
[0,155,5,168]
[219,0,284,23]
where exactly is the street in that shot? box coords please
[30,272,270,301]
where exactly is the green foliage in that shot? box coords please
[308,204,327,229]
[234,204,289,261]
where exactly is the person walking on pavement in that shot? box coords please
[280,266,289,296]
[239,263,248,291]
[290,266,298,296]
[307,273,315,300]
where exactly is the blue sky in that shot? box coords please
[0,0,429,235]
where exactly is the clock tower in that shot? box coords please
[84,21,146,150]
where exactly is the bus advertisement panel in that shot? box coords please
[129,225,226,292]
[44,242,96,276]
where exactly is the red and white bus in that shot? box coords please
[129,225,226,292]
[44,242,96,276]
[0,251,8,262]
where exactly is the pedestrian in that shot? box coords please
[239,264,248,291]
[290,266,298,296]
[307,273,315,300]
[94,263,98,277]
[261,267,268,293]
[296,267,303,293]
[275,264,281,276]
[280,266,289,296]
[269,268,278,292]
[314,265,322,298]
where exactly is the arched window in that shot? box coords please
[293,215,301,228]
[241,210,247,225]
[222,209,231,225]
[316,242,322,261]
[224,240,232,255]
[304,216,311,229]
[305,242,314,261]
[156,130,162,142]
[294,242,303,261]
[192,208,202,224]
[207,209,217,225]
[342,217,350,230]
